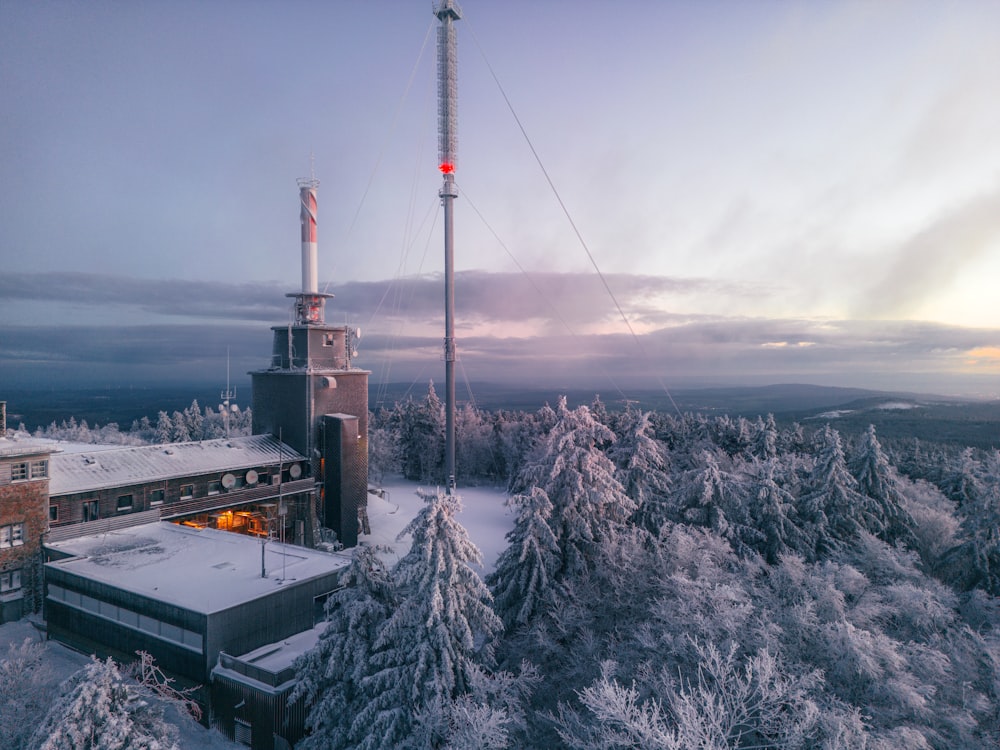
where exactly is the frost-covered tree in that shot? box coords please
[30,657,179,750]
[355,489,503,749]
[849,424,914,546]
[747,458,808,564]
[488,487,561,629]
[799,426,877,558]
[517,397,634,578]
[555,645,831,750]
[182,400,204,441]
[393,382,446,482]
[606,409,672,534]
[153,411,172,444]
[941,447,984,508]
[168,410,190,443]
[367,425,401,484]
[939,452,1000,595]
[674,449,757,555]
[1,638,56,750]
[293,547,396,749]
[456,403,496,480]
[749,414,779,461]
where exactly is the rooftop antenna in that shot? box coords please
[436,0,461,495]
[220,348,236,438]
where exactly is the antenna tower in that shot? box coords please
[220,347,236,437]
[436,0,461,494]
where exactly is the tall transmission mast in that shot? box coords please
[436,0,461,494]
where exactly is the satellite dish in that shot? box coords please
[221,473,236,490]
[245,470,259,485]
[289,463,302,479]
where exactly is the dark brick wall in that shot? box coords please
[0,473,48,616]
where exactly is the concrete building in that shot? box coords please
[45,521,348,749]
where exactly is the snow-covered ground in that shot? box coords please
[363,476,514,574]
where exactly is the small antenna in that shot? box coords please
[220,347,236,438]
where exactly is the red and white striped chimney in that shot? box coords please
[298,177,320,295]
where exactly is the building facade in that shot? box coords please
[0,411,52,622]
[47,435,315,546]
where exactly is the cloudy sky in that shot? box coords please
[2,0,999,398]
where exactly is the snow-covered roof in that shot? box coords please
[0,434,55,458]
[49,435,306,496]
[45,521,350,614]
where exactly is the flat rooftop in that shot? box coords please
[48,434,306,495]
[45,521,350,614]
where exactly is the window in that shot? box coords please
[323,332,334,346]
[83,500,99,522]
[0,523,23,548]
[30,460,48,479]
[10,463,27,481]
[49,505,59,522]
[180,484,194,499]
[0,569,21,594]
[116,494,133,512]
[208,481,222,496]
[149,489,165,506]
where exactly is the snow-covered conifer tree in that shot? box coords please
[355,489,503,749]
[518,397,634,577]
[169,411,190,443]
[749,413,779,460]
[394,382,446,482]
[606,408,673,534]
[849,424,914,546]
[182,400,203,441]
[748,457,808,563]
[30,657,179,750]
[799,425,877,558]
[293,547,396,749]
[488,487,561,629]
[941,446,984,507]
[153,411,174,443]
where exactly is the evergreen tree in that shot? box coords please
[607,409,673,534]
[293,548,396,749]
[747,457,808,564]
[395,382,446,482]
[941,447,984,507]
[518,397,634,577]
[749,413,779,461]
[849,424,915,546]
[488,487,560,630]
[154,412,173,444]
[169,411,190,443]
[356,489,503,749]
[182,400,203,441]
[799,426,877,558]
[30,657,179,750]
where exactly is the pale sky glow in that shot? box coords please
[2,0,1000,397]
